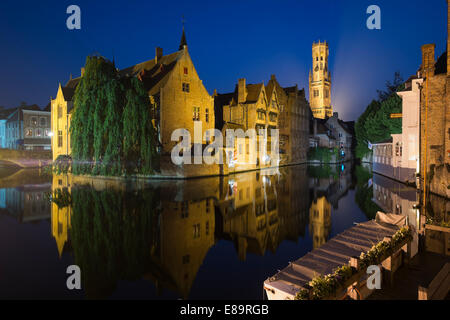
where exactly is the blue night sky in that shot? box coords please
[0,0,447,121]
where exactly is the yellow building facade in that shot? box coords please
[217,78,280,172]
[50,30,215,166]
[50,83,75,160]
[309,41,333,119]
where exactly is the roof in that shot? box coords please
[6,104,47,122]
[434,51,447,75]
[245,83,263,103]
[0,107,17,119]
[61,86,76,101]
[399,74,419,92]
[60,50,183,102]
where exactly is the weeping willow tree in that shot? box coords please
[71,56,117,174]
[70,55,159,175]
[122,78,159,174]
[69,186,160,299]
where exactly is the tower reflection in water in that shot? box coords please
[1,164,408,299]
[47,165,356,299]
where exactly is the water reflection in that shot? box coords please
[0,164,446,299]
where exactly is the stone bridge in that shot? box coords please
[0,149,52,168]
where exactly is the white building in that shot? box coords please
[372,75,423,184]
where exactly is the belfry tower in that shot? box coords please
[309,41,333,119]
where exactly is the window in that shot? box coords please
[193,107,200,121]
[269,113,277,122]
[58,105,62,118]
[325,90,329,98]
[58,130,63,147]
[182,255,190,264]
[40,117,46,126]
[205,108,209,123]
[257,111,265,120]
[206,221,209,235]
[184,67,188,75]
[35,128,42,137]
[321,56,323,61]
[45,129,49,136]
[314,90,319,97]
[193,224,200,238]
[30,117,37,126]
[26,129,32,137]
[182,82,190,92]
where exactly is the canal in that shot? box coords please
[0,164,447,299]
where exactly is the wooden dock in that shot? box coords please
[264,219,401,300]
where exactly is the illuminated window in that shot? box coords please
[30,117,37,126]
[26,129,32,137]
[193,107,200,121]
[193,224,200,238]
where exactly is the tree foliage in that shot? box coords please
[355,72,404,160]
[70,55,159,175]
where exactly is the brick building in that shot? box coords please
[418,0,450,198]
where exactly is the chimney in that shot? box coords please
[238,78,247,104]
[81,67,85,77]
[155,47,163,64]
[421,44,436,75]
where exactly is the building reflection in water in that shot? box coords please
[371,173,420,257]
[0,165,373,299]
[0,184,51,223]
